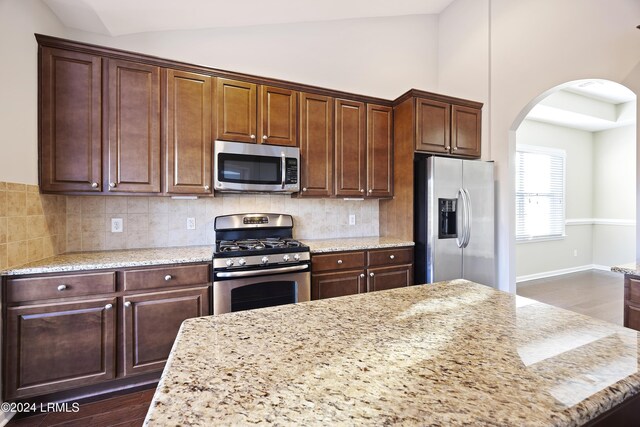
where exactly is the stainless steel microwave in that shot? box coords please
[214,140,300,193]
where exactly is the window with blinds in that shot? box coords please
[515,144,566,241]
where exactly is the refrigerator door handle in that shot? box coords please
[456,188,466,248]
[463,188,472,248]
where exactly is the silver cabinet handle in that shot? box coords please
[109,182,117,188]
[165,275,172,281]
[389,255,395,260]
[204,185,210,191]
[453,147,458,150]
[302,188,307,192]
[124,301,131,308]
[57,284,67,291]
[360,273,365,278]
[369,272,374,277]
[368,189,372,193]
[105,304,113,310]
[360,189,364,193]
[91,182,99,188]
[337,259,343,264]
[262,135,268,140]
[250,134,256,139]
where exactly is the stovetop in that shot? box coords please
[215,238,308,257]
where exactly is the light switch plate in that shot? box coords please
[111,218,123,233]
[187,217,196,230]
[349,214,356,225]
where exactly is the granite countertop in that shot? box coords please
[611,263,639,275]
[1,246,214,276]
[301,236,414,253]
[144,280,640,426]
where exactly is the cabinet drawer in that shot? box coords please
[627,277,640,305]
[312,252,365,273]
[123,264,210,291]
[368,247,414,267]
[6,272,116,303]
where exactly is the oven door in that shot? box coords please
[213,266,310,315]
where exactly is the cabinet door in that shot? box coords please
[216,78,257,143]
[416,98,450,154]
[299,93,334,197]
[625,303,640,331]
[122,287,209,376]
[166,70,213,194]
[260,86,297,146]
[5,298,116,399]
[107,59,161,193]
[335,99,366,197]
[366,104,393,198]
[367,264,413,292]
[311,270,366,300]
[451,105,481,158]
[40,48,102,192]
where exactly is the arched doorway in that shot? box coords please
[512,79,636,324]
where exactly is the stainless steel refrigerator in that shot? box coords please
[415,156,495,287]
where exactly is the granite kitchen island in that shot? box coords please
[144,280,640,426]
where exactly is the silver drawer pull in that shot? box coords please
[91,182,99,188]
[104,304,113,310]
[124,301,132,308]
[360,273,365,278]
[337,260,343,264]
[165,275,173,281]
[389,255,395,260]
[57,284,67,291]
[369,272,374,277]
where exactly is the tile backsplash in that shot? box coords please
[0,183,379,267]
[0,182,66,270]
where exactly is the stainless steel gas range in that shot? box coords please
[212,213,310,314]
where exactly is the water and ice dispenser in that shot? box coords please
[438,198,457,239]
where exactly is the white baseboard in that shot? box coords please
[516,264,612,283]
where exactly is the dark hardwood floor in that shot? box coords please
[516,269,624,325]
[7,388,155,427]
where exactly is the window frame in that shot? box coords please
[515,143,567,243]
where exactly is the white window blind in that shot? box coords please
[515,144,566,241]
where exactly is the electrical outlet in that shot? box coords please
[573,249,578,257]
[349,214,356,225]
[111,218,123,233]
[187,217,196,230]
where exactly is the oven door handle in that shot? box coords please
[215,264,309,278]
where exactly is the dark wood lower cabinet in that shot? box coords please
[5,298,116,400]
[312,270,366,300]
[367,264,412,292]
[122,287,209,376]
[311,247,414,300]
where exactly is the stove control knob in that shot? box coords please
[238,258,246,266]
[283,255,290,262]
[225,259,234,267]
[261,256,269,265]
[293,254,300,261]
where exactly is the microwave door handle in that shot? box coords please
[281,153,286,189]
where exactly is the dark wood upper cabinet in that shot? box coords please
[107,59,161,193]
[166,70,213,195]
[40,47,102,193]
[451,105,481,158]
[5,298,116,400]
[260,86,297,146]
[416,98,450,153]
[122,287,209,377]
[216,78,257,143]
[299,93,334,197]
[335,99,366,197]
[366,104,393,198]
